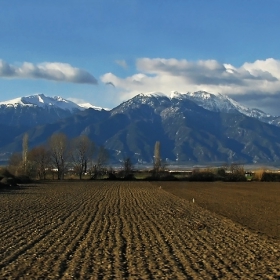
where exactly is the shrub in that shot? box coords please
[189,171,216,182]
[1,177,17,186]
[107,172,117,180]
[261,172,280,182]
[0,167,14,179]
[223,173,247,182]
[144,174,178,181]
[123,174,136,180]
[216,168,226,177]
[15,175,32,184]
[158,174,178,181]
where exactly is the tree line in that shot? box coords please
[8,132,109,180]
[7,132,168,181]
[10,133,274,182]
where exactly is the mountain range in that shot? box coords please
[1,91,280,165]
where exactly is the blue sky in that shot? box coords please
[1,0,280,114]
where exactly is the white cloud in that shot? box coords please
[115,60,128,69]
[0,60,98,84]
[67,97,89,104]
[101,58,280,109]
[242,58,280,79]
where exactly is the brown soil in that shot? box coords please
[156,181,280,240]
[0,181,280,279]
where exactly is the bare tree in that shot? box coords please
[226,162,246,181]
[92,146,109,179]
[122,156,133,178]
[230,163,245,175]
[48,133,69,180]
[22,133,28,174]
[8,152,23,176]
[71,135,95,179]
[153,141,163,177]
[28,145,51,180]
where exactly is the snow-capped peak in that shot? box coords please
[0,93,104,111]
[178,91,243,113]
[130,90,280,126]
[126,91,273,121]
[143,92,167,98]
[170,91,181,99]
[78,102,106,111]
[169,90,272,120]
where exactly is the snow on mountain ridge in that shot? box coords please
[139,90,241,113]
[177,91,272,120]
[136,90,275,123]
[1,91,276,124]
[78,103,106,111]
[180,91,244,113]
[0,93,103,111]
[144,92,167,98]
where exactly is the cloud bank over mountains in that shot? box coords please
[0,60,98,85]
[1,58,279,95]
[101,57,280,114]
[1,57,280,115]
[102,58,280,95]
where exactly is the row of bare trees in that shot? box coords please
[8,131,168,180]
[8,133,109,180]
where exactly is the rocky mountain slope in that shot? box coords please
[1,92,280,164]
[0,93,102,127]
[170,91,280,126]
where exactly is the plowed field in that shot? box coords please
[158,181,280,239]
[1,181,280,279]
